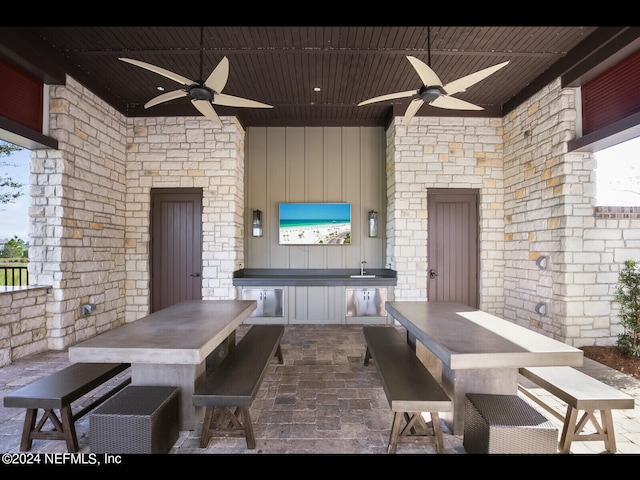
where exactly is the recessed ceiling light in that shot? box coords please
[313,87,321,92]
[156,86,165,92]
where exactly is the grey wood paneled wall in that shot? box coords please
[244,126,387,271]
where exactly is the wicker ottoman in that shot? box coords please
[90,385,179,454]
[463,393,558,454]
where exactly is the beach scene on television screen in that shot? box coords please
[279,203,351,245]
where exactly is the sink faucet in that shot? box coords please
[361,261,367,276]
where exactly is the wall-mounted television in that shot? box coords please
[279,203,351,245]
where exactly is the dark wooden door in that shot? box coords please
[150,188,203,312]
[427,189,479,308]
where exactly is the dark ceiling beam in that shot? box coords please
[569,111,640,153]
[564,27,640,153]
[391,104,502,119]
[0,28,66,86]
[126,103,386,128]
[74,48,562,59]
[0,28,131,118]
[502,27,632,115]
[562,27,640,87]
[0,116,58,150]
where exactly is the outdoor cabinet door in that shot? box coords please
[241,288,284,317]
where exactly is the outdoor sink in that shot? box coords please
[349,274,377,279]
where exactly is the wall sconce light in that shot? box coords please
[252,210,262,237]
[368,210,378,237]
[536,256,548,269]
[534,302,547,315]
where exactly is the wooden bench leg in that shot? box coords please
[388,412,403,454]
[601,409,617,453]
[60,406,79,453]
[363,347,371,366]
[559,405,578,453]
[404,411,428,434]
[559,405,617,454]
[274,345,284,364]
[430,412,445,454]
[20,407,79,453]
[388,411,446,454]
[200,407,215,448]
[20,408,37,451]
[199,406,257,449]
[239,407,256,449]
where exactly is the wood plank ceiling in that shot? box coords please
[1,26,639,129]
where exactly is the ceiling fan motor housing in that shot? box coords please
[419,85,446,104]
[190,85,213,101]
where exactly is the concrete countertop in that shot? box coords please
[232,268,397,287]
[69,300,256,364]
[385,301,583,370]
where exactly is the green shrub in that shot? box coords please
[615,260,640,357]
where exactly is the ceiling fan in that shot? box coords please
[119,27,272,126]
[358,28,508,126]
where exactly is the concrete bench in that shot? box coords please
[519,366,635,453]
[3,362,131,452]
[192,325,284,449]
[362,326,452,454]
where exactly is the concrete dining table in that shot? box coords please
[68,299,256,430]
[384,301,584,435]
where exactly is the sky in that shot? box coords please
[0,147,30,241]
[0,137,638,243]
[594,136,640,206]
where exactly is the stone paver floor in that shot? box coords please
[1,324,640,458]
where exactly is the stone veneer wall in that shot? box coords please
[123,116,245,324]
[1,75,245,366]
[28,76,128,351]
[385,115,505,314]
[501,79,587,342]
[387,78,640,347]
[501,79,640,347]
[5,74,640,367]
[0,287,49,365]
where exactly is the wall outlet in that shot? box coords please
[80,304,96,316]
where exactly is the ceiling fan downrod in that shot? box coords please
[191,26,213,101]
[199,26,204,83]
[427,26,431,67]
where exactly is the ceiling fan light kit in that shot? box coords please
[190,87,212,101]
[419,86,446,104]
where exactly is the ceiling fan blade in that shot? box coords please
[119,58,196,86]
[213,93,273,109]
[357,90,416,107]
[403,98,424,126]
[144,89,188,109]
[204,56,230,94]
[406,56,443,87]
[191,99,222,126]
[443,61,509,96]
[431,95,484,111]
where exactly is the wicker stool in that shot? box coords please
[463,393,558,454]
[90,385,179,454]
